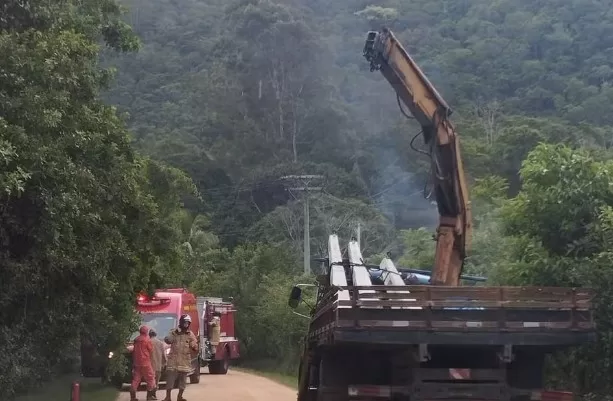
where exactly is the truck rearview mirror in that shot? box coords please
[288,286,302,309]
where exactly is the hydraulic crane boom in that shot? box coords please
[363,28,472,286]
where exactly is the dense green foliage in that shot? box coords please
[481,145,613,399]
[5,0,613,399]
[0,1,193,397]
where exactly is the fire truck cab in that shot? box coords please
[110,288,203,387]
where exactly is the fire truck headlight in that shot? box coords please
[108,351,114,359]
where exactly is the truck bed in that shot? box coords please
[308,285,595,346]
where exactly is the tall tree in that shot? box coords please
[0,0,193,396]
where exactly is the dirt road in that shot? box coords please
[116,370,296,401]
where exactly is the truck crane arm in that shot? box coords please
[363,28,472,286]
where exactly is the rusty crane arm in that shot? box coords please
[363,28,472,286]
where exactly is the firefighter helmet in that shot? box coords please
[180,314,192,325]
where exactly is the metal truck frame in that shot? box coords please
[291,236,595,401]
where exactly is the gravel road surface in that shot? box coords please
[116,370,296,401]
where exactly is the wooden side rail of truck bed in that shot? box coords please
[308,285,596,346]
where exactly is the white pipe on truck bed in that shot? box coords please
[328,234,349,304]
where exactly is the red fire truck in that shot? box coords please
[105,288,239,387]
[196,296,240,374]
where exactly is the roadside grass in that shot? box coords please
[16,375,118,401]
[234,366,298,389]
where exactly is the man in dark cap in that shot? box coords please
[149,329,166,400]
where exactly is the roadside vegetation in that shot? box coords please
[3,0,613,399]
[15,376,117,401]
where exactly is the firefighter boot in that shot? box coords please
[146,390,156,401]
[129,387,138,401]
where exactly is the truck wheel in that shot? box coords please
[111,375,124,390]
[208,348,229,375]
[190,370,201,384]
[190,358,201,384]
[508,352,544,401]
[318,352,348,401]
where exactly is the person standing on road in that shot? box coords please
[149,329,167,400]
[208,312,221,357]
[163,314,198,401]
[131,325,156,401]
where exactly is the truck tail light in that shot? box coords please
[532,391,573,401]
[449,368,471,380]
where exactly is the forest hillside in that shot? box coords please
[2,0,613,399]
[101,0,613,396]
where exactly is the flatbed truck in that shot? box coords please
[288,27,597,401]
[291,237,594,401]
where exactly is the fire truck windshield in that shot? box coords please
[129,313,177,340]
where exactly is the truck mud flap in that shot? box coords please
[347,385,407,398]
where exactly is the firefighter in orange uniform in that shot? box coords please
[163,315,198,401]
[131,325,156,401]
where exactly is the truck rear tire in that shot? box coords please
[190,370,201,384]
[190,359,201,383]
[208,348,229,375]
[111,375,124,390]
[508,351,545,401]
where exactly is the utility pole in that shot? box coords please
[280,175,323,275]
[304,194,310,275]
[356,221,361,248]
